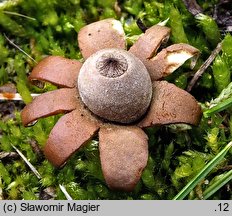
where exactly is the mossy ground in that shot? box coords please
[0,0,231,200]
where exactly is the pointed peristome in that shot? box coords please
[44,109,101,167]
[29,56,82,88]
[138,81,202,128]
[99,125,148,191]
[21,88,78,126]
[78,18,126,59]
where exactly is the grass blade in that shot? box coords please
[59,184,73,200]
[11,145,42,179]
[209,82,232,108]
[200,169,232,199]
[4,33,37,63]
[204,97,232,118]
[173,141,232,200]
[3,11,36,21]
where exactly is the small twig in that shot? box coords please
[220,165,232,171]
[187,42,222,92]
[0,152,19,160]
[182,0,203,16]
[59,184,73,200]
[114,1,121,17]
[4,33,37,63]
[136,18,148,33]
[30,139,44,159]
[11,144,42,179]
[0,93,40,101]
[3,11,36,21]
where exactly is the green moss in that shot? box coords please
[212,55,231,94]
[196,13,221,47]
[169,7,189,43]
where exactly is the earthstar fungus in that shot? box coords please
[21,18,202,191]
[78,48,152,123]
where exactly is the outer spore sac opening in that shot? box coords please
[96,53,128,78]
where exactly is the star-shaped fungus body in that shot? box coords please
[21,18,202,191]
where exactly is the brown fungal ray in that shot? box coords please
[29,56,82,88]
[21,88,78,126]
[78,18,126,59]
[129,25,171,59]
[44,109,100,167]
[145,44,200,80]
[99,125,148,191]
[129,25,171,81]
[129,23,199,81]
[138,81,202,128]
